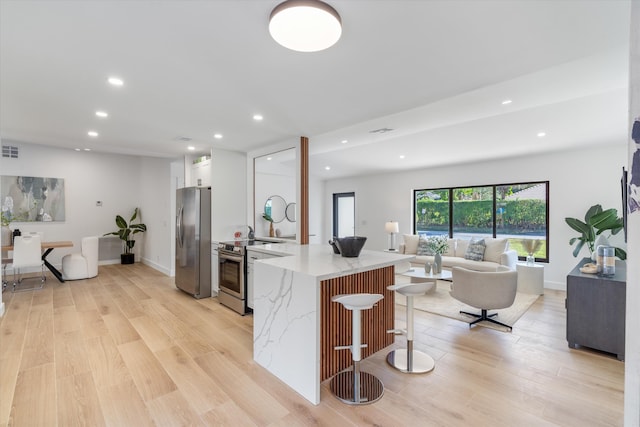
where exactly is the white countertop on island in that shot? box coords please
[247,243,414,280]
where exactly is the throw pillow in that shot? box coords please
[465,238,486,261]
[403,234,419,254]
[455,239,469,257]
[483,238,508,263]
[416,235,434,255]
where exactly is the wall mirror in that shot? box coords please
[254,147,297,237]
[286,202,296,222]
[265,195,287,223]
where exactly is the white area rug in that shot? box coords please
[394,279,539,332]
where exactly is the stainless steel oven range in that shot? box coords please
[217,241,248,315]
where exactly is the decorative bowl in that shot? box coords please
[334,236,367,257]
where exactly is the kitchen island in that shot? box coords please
[252,243,413,404]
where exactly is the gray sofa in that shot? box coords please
[399,235,518,272]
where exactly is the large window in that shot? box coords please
[414,181,549,262]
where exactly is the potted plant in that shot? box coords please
[426,234,449,273]
[565,204,626,260]
[262,212,275,237]
[104,207,147,264]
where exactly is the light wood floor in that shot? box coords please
[0,264,624,426]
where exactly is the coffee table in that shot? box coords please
[401,268,452,283]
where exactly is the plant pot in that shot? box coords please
[121,253,135,264]
[1,226,11,246]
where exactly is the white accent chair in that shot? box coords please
[12,235,46,292]
[450,266,518,331]
[62,236,99,280]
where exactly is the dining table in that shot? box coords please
[1,240,73,283]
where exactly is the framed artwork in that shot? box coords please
[1,175,65,222]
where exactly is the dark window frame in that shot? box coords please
[413,181,550,263]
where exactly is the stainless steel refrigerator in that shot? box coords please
[175,187,211,299]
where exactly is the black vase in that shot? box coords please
[121,253,135,264]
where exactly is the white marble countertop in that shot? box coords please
[247,243,414,280]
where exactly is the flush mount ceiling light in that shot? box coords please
[269,0,342,52]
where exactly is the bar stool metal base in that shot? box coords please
[386,348,435,374]
[330,370,384,405]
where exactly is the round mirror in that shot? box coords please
[286,202,296,222]
[264,195,287,223]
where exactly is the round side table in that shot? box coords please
[516,263,544,295]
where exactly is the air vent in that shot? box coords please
[2,145,18,158]
[174,136,192,142]
[369,128,394,134]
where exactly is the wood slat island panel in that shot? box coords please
[320,266,395,381]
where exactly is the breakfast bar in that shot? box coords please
[252,244,413,404]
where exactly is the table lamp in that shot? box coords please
[385,221,399,251]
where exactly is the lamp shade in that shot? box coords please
[385,221,399,234]
[269,0,342,52]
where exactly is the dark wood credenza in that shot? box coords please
[566,258,626,361]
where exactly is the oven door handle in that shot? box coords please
[218,252,243,263]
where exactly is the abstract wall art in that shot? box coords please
[1,175,65,222]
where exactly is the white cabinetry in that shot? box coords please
[247,249,281,309]
[191,158,211,187]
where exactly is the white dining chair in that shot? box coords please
[12,235,46,292]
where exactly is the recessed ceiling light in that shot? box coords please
[325,166,331,170]
[74,148,81,151]
[253,114,263,121]
[187,146,195,151]
[537,132,546,137]
[108,77,124,86]
[84,148,91,151]
[95,111,108,118]
[267,157,273,161]
[269,0,342,52]
[399,155,405,159]
[341,140,348,144]
[501,99,512,105]
[87,131,98,137]
[213,133,223,139]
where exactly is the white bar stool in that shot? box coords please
[330,293,385,405]
[387,280,436,373]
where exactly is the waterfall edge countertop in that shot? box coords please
[247,243,414,280]
[252,243,414,405]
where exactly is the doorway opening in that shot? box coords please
[333,192,355,238]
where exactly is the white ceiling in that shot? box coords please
[0,0,631,179]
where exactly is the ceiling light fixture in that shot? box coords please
[107,77,124,86]
[341,139,348,144]
[84,148,91,151]
[213,133,223,139]
[269,0,342,52]
[187,146,195,151]
[95,111,108,118]
[253,114,263,121]
[399,155,405,159]
[87,131,98,137]
[325,166,331,170]
[501,99,512,105]
[537,132,546,137]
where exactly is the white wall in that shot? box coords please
[323,144,627,290]
[625,2,639,425]
[138,156,173,274]
[0,140,172,271]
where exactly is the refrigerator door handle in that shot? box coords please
[177,205,184,248]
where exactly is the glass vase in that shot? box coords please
[526,253,535,266]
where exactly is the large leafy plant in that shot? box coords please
[565,204,626,260]
[104,208,147,254]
